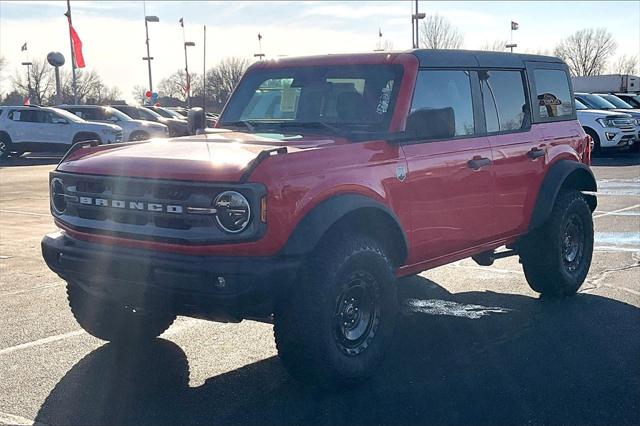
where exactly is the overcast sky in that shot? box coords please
[1,1,638,102]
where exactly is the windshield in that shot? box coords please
[598,94,634,109]
[153,107,181,119]
[138,107,162,120]
[49,107,85,123]
[579,94,617,110]
[219,64,403,134]
[104,107,132,121]
[574,99,588,110]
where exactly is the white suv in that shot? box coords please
[575,99,637,153]
[58,105,168,141]
[0,106,122,160]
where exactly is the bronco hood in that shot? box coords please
[56,130,339,182]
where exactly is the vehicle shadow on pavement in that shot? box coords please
[0,155,60,168]
[591,152,640,166]
[35,276,639,426]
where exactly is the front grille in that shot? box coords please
[52,172,265,244]
[611,118,635,130]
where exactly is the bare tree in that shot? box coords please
[131,85,147,104]
[0,56,8,97]
[158,69,200,102]
[202,57,250,112]
[610,55,639,75]
[58,69,109,104]
[419,14,464,49]
[11,59,54,105]
[480,39,507,52]
[553,28,617,76]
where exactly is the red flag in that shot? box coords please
[23,97,30,106]
[67,17,85,68]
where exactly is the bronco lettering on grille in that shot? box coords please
[78,196,183,214]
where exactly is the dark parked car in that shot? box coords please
[145,105,187,120]
[615,93,640,108]
[112,105,189,137]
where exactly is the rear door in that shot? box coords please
[401,69,495,263]
[480,68,547,239]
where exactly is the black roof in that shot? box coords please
[410,49,564,68]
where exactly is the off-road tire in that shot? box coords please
[67,282,176,343]
[129,131,150,141]
[274,233,397,387]
[520,190,593,296]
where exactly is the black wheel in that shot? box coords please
[520,190,594,296]
[67,282,176,343]
[72,132,101,144]
[274,233,397,387]
[0,134,12,160]
[584,128,601,157]
[130,131,150,141]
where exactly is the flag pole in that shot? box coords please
[202,25,206,112]
[65,0,78,104]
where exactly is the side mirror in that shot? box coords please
[187,107,206,135]
[405,107,455,141]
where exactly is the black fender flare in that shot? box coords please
[529,160,597,231]
[280,193,408,264]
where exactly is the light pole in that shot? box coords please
[411,1,425,49]
[21,61,33,103]
[184,41,195,108]
[143,15,159,99]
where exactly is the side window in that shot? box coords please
[37,111,53,123]
[480,70,528,132]
[533,69,573,119]
[410,70,475,138]
[17,110,38,122]
[8,110,21,121]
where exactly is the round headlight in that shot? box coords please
[51,177,66,214]
[214,191,251,233]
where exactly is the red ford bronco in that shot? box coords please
[42,50,596,386]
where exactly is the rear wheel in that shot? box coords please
[72,132,101,144]
[0,134,12,160]
[67,282,176,343]
[274,233,397,387]
[520,190,593,296]
[584,128,601,156]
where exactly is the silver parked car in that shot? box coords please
[0,105,122,159]
[58,105,168,141]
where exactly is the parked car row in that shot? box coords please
[0,103,197,159]
[574,92,640,154]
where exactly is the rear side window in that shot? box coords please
[480,70,528,132]
[533,69,573,119]
[411,70,475,137]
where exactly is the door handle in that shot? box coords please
[467,157,491,170]
[527,147,546,160]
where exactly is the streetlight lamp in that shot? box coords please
[21,61,33,103]
[184,41,195,108]
[143,15,159,99]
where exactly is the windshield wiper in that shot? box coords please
[274,121,346,135]
[221,120,256,131]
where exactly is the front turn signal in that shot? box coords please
[260,196,267,223]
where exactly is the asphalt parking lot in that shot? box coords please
[0,153,638,426]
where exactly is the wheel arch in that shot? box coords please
[0,130,12,142]
[280,193,408,267]
[529,159,597,231]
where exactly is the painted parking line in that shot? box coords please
[0,411,47,426]
[0,209,50,218]
[0,319,205,357]
[593,204,640,219]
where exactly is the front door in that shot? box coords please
[401,69,495,265]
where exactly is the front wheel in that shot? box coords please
[67,282,176,343]
[274,234,397,387]
[520,190,594,296]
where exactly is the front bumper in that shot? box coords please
[42,231,299,322]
